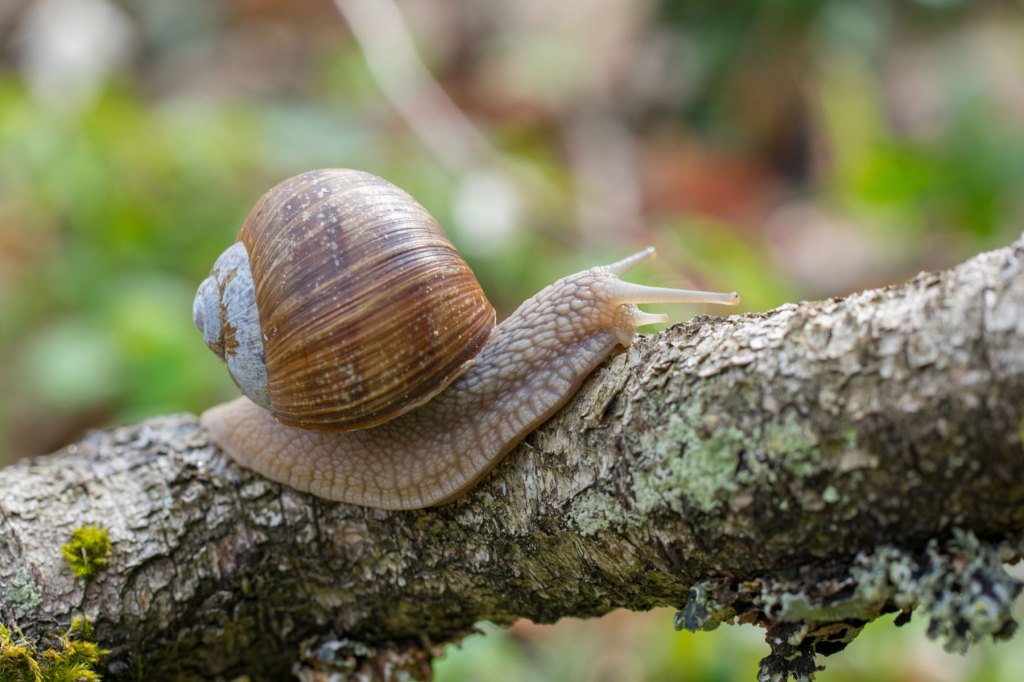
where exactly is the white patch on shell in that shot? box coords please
[193,242,271,411]
[193,277,222,354]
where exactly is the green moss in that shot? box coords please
[0,616,108,682]
[61,526,111,581]
[3,568,43,617]
[0,624,40,682]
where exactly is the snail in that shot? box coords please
[194,169,740,510]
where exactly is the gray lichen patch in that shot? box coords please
[675,530,1022,681]
[674,580,735,632]
[821,486,840,504]
[850,529,1020,655]
[2,567,42,619]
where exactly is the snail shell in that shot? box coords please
[192,169,495,432]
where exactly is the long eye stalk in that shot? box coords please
[604,247,741,309]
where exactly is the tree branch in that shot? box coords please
[2,236,1023,681]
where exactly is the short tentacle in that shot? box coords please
[628,309,670,329]
[603,247,656,276]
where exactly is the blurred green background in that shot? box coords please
[0,0,1021,679]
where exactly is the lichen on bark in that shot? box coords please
[677,529,1021,680]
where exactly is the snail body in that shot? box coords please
[196,169,740,510]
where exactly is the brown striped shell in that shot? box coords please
[193,168,495,432]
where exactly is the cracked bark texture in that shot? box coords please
[1,236,1023,681]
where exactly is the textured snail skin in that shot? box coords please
[202,248,739,510]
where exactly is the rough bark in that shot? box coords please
[2,236,1023,681]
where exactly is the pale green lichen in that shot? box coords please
[61,525,111,581]
[768,588,876,624]
[569,491,621,536]
[3,568,42,617]
[667,423,745,513]
[760,414,823,479]
[632,404,828,517]
[632,407,744,516]
[575,399,855,534]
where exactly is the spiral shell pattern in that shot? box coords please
[194,169,495,431]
